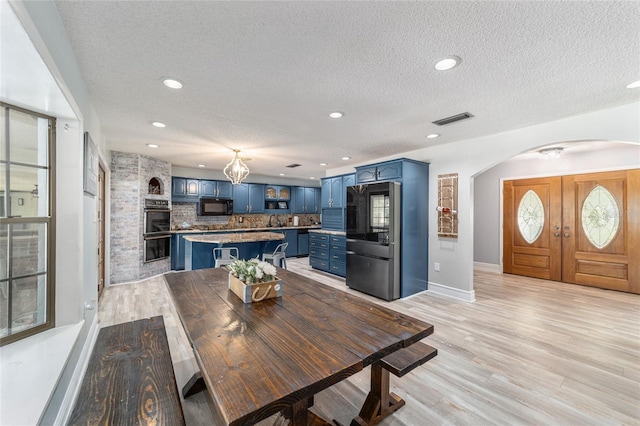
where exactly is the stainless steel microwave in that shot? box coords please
[199,198,233,216]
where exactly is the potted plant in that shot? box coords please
[227,258,282,303]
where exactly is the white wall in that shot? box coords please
[5,1,108,423]
[474,143,640,266]
[328,102,640,297]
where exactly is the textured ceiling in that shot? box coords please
[52,1,640,179]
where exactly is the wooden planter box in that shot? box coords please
[228,274,282,303]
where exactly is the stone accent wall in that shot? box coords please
[110,151,171,284]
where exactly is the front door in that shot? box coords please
[503,177,562,281]
[503,170,639,294]
[562,170,639,292]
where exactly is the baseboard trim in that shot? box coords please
[55,315,100,425]
[474,262,501,273]
[427,281,476,303]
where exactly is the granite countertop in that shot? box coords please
[182,232,286,244]
[309,229,346,236]
[172,225,321,234]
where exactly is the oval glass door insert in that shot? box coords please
[517,189,544,244]
[581,185,620,249]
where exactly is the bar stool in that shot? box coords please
[213,247,239,268]
[262,242,288,269]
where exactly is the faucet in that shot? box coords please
[269,214,276,227]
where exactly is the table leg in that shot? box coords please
[182,371,206,398]
[275,397,333,426]
[351,362,405,426]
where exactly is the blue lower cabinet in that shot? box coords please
[298,232,309,256]
[283,230,298,257]
[172,233,198,270]
[329,235,346,277]
[310,232,345,276]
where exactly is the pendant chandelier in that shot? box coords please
[223,150,250,185]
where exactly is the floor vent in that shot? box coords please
[432,112,473,126]
[286,163,301,168]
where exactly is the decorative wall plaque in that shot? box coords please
[437,173,458,238]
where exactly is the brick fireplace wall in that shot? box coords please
[110,151,171,284]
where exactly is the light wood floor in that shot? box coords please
[99,258,640,425]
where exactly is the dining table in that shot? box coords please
[164,267,434,425]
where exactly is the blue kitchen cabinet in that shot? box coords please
[321,176,344,208]
[342,173,355,192]
[233,183,265,213]
[309,232,330,272]
[292,186,320,214]
[297,232,309,256]
[172,177,199,201]
[200,180,232,199]
[355,160,402,183]
[328,235,346,277]
[283,230,298,257]
[265,185,291,201]
[172,232,202,270]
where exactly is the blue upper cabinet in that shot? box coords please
[342,173,355,194]
[199,180,231,199]
[355,160,402,183]
[172,177,199,201]
[321,176,345,208]
[233,183,265,213]
[265,185,291,201]
[291,186,319,213]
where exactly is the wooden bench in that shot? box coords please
[352,342,438,426]
[68,316,185,425]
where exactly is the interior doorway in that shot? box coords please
[98,163,106,297]
[504,169,639,294]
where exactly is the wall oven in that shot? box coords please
[143,199,171,262]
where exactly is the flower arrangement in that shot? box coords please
[227,258,277,285]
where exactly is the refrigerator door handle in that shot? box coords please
[346,251,356,255]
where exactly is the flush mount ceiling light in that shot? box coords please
[435,55,461,71]
[426,133,440,139]
[627,80,640,89]
[146,143,159,148]
[538,147,564,160]
[162,78,183,89]
[223,150,250,185]
[329,111,344,118]
[151,121,166,128]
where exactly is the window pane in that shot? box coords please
[517,190,544,244]
[11,223,47,277]
[0,223,6,280]
[0,163,5,218]
[0,106,5,162]
[0,283,8,337]
[581,185,620,249]
[9,165,48,217]
[9,109,48,167]
[10,275,47,334]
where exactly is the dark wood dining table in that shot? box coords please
[164,267,434,425]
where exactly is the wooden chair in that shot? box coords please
[262,242,289,269]
[213,247,239,268]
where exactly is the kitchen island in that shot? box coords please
[183,232,285,270]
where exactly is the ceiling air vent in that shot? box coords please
[432,112,473,126]
[286,163,301,168]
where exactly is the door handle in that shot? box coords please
[564,232,570,238]
[554,232,561,237]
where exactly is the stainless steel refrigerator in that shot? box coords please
[345,182,401,301]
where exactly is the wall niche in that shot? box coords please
[148,177,163,195]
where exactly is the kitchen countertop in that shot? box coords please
[309,229,346,236]
[182,232,286,244]
[172,225,321,234]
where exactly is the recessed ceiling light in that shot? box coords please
[197,164,206,168]
[341,156,351,160]
[627,80,640,89]
[426,133,440,139]
[162,78,183,89]
[538,147,564,160]
[320,162,328,166]
[146,144,159,148]
[151,121,166,128]
[310,177,316,180]
[435,55,461,71]
[279,173,285,176]
[329,111,344,118]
